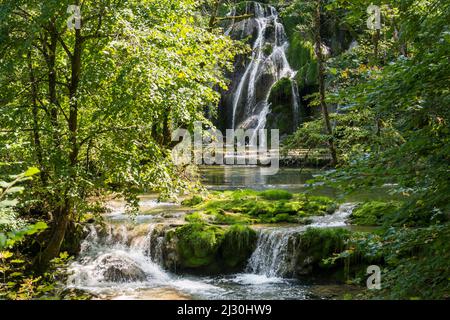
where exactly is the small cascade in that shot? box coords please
[226,2,300,134]
[246,228,300,277]
[141,224,166,266]
[246,203,356,278]
[291,80,300,129]
[67,223,170,289]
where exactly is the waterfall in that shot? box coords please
[227,2,300,133]
[245,203,356,278]
[141,224,166,265]
[246,228,300,277]
[67,223,170,288]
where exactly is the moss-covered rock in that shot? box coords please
[181,195,203,207]
[174,222,224,269]
[220,224,257,269]
[291,227,383,284]
[186,189,337,224]
[266,78,297,136]
[287,35,318,87]
[260,189,293,201]
[165,222,257,274]
[293,227,353,279]
[350,201,402,226]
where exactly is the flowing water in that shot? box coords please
[225,2,300,135]
[246,203,357,278]
[66,166,363,300]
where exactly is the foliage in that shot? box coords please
[0,251,89,300]
[0,168,48,249]
[325,223,450,299]
[0,169,81,299]
[0,0,243,266]
[285,0,450,227]
[281,0,450,296]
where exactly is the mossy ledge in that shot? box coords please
[349,201,402,226]
[162,222,257,275]
[286,227,382,284]
[183,189,338,225]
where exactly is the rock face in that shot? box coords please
[96,254,147,282]
[266,77,298,137]
[155,223,257,275]
[291,228,357,280]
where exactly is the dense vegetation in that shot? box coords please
[1,0,449,300]
[281,0,450,299]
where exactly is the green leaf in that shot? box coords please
[0,181,9,188]
[23,167,40,177]
[0,251,13,259]
[0,199,18,208]
[4,186,24,195]
[0,233,6,248]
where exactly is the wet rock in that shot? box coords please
[97,254,147,282]
[310,284,364,300]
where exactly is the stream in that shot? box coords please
[66,167,371,300]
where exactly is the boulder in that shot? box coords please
[97,254,147,282]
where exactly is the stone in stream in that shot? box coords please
[97,254,147,282]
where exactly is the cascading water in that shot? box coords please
[68,224,169,289]
[246,203,357,278]
[67,221,224,299]
[226,2,300,135]
[66,171,359,299]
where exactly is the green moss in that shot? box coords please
[287,34,317,87]
[220,224,257,268]
[181,195,204,207]
[263,43,273,56]
[350,201,402,226]
[197,190,337,224]
[206,208,253,225]
[266,78,296,135]
[270,213,297,223]
[260,189,293,200]
[172,222,257,272]
[294,228,354,280]
[270,78,293,99]
[185,212,205,223]
[175,222,224,268]
[298,228,352,264]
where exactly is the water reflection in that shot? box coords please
[200,166,322,192]
[200,165,398,202]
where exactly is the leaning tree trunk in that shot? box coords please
[313,0,338,166]
[34,203,71,271]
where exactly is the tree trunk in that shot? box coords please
[36,16,83,271]
[68,28,82,166]
[208,0,223,30]
[27,51,48,185]
[34,203,70,271]
[373,29,380,63]
[313,0,338,166]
